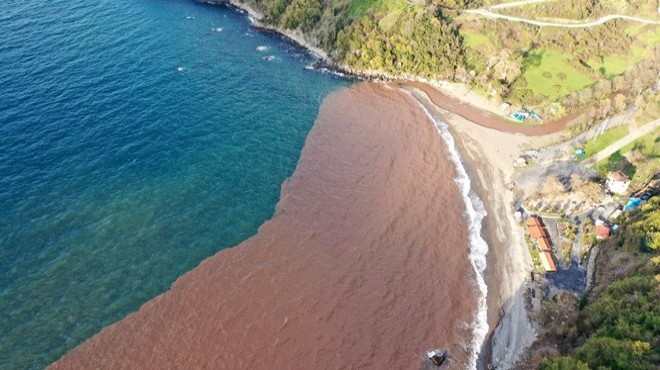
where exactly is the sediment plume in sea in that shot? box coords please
[51,83,478,369]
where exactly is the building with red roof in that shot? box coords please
[540,251,557,272]
[527,217,557,272]
[596,225,611,239]
[536,237,552,251]
[527,217,548,239]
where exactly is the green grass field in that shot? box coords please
[495,0,660,20]
[522,50,593,101]
[583,125,630,158]
[378,8,403,30]
[596,131,659,166]
[588,46,647,78]
[461,29,495,50]
[596,131,659,189]
[618,132,660,157]
[347,0,406,18]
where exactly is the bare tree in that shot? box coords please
[570,174,584,191]
[544,175,566,197]
[577,182,603,204]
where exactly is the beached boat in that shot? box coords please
[425,349,447,366]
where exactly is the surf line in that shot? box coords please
[405,89,490,369]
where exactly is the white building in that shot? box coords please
[606,171,630,195]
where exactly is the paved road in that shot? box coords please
[486,0,551,10]
[586,119,660,166]
[464,9,660,28]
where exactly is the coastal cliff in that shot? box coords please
[196,0,469,81]
[198,0,659,126]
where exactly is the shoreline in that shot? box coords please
[414,98,491,369]
[404,85,538,368]
[196,0,579,137]
[51,84,480,369]
[195,0,570,127]
[198,1,547,366]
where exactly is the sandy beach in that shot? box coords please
[402,84,539,368]
[51,84,484,369]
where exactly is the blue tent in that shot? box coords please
[624,197,642,211]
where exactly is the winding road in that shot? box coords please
[485,0,553,10]
[585,118,660,166]
[465,0,660,28]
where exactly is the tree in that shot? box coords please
[543,175,566,197]
[576,181,602,204]
[613,94,627,113]
[625,150,645,164]
[491,50,523,84]
[575,337,651,370]
[539,356,590,370]
[616,198,660,252]
[280,0,323,32]
[570,174,584,191]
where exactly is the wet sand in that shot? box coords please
[403,86,538,368]
[395,81,574,136]
[51,84,479,369]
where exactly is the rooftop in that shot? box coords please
[537,237,552,251]
[608,171,630,182]
[527,217,542,227]
[540,251,557,272]
[596,225,611,238]
[528,224,547,239]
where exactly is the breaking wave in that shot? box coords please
[304,64,351,79]
[412,93,490,369]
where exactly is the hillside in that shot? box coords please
[457,0,659,121]
[519,197,659,369]
[202,0,659,126]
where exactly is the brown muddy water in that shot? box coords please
[51,83,482,369]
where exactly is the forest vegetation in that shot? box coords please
[520,198,659,369]
[495,0,660,21]
[224,0,659,124]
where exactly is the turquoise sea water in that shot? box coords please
[0,0,348,368]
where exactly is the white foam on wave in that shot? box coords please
[176,66,185,71]
[305,64,349,78]
[211,27,223,32]
[256,46,269,52]
[411,93,489,369]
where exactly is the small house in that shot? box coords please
[608,208,622,220]
[540,251,557,272]
[536,237,552,252]
[606,171,630,195]
[595,225,611,239]
[527,218,547,239]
